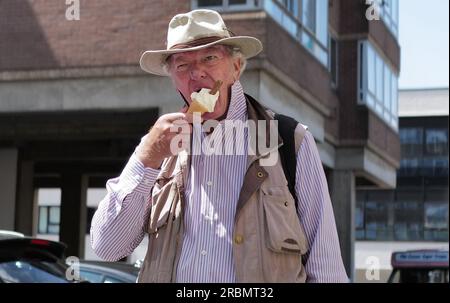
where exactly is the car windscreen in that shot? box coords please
[0,259,69,283]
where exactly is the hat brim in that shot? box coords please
[139,36,263,76]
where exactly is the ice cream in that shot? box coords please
[187,80,223,114]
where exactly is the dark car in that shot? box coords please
[387,249,449,283]
[0,231,71,283]
[78,260,140,283]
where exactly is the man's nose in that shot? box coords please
[189,62,207,80]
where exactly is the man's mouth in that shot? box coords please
[191,84,212,94]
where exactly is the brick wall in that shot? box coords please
[0,0,189,70]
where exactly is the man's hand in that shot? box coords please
[136,112,194,169]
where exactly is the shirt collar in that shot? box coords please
[225,80,247,122]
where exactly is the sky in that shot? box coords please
[399,0,449,89]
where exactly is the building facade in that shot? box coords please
[0,0,401,280]
[355,88,449,282]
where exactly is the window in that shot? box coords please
[302,0,316,32]
[329,36,338,87]
[399,127,423,157]
[400,127,423,144]
[425,129,448,156]
[394,191,423,241]
[356,191,366,240]
[283,0,298,15]
[399,158,420,177]
[364,191,394,240]
[421,157,449,177]
[264,0,329,66]
[424,190,449,241]
[376,0,399,38]
[358,40,399,130]
[357,188,449,242]
[195,0,259,10]
[38,206,60,235]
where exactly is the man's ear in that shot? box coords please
[232,57,242,81]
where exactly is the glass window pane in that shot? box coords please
[392,0,399,25]
[424,190,449,241]
[38,207,48,234]
[365,191,393,240]
[316,45,328,66]
[367,44,376,94]
[425,129,448,155]
[384,65,391,120]
[49,206,60,225]
[391,72,398,117]
[424,202,448,229]
[282,12,297,37]
[399,127,423,145]
[264,0,283,24]
[47,224,60,235]
[316,0,328,46]
[356,204,365,229]
[198,0,223,6]
[395,191,423,241]
[330,38,337,85]
[301,29,314,51]
[283,0,298,16]
[384,0,392,18]
[376,54,383,103]
[302,0,316,32]
[399,158,420,176]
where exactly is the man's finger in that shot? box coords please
[183,112,204,124]
[164,112,190,122]
[180,105,189,113]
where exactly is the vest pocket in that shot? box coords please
[261,190,307,255]
[147,180,178,234]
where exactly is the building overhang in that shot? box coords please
[335,146,398,189]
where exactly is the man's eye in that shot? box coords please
[204,55,218,62]
[177,64,188,70]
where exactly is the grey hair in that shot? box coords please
[163,44,247,77]
[224,45,247,78]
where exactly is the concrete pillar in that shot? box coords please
[0,149,18,230]
[60,172,88,258]
[15,160,37,236]
[329,170,355,281]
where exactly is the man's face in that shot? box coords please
[167,45,241,121]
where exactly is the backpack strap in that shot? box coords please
[274,114,307,212]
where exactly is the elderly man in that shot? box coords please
[90,9,348,283]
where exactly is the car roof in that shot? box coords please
[0,237,67,261]
[0,230,25,240]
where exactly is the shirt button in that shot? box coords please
[201,250,207,256]
[206,181,213,186]
[234,235,244,245]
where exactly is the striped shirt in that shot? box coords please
[90,81,349,283]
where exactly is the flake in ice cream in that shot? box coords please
[187,80,223,114]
